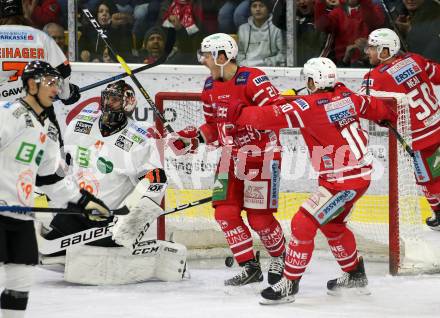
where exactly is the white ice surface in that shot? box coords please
[3,255,440,318]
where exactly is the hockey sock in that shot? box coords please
[322,224,359,272]
[215,205,255,263]
[248,213,285,257]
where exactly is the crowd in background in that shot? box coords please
[27,0,440,66]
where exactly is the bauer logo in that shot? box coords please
[235,72,250,85]
[253,75,269,86]
[74,121,92,134]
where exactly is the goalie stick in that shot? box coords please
[82,9,178,134]
[0,205,130,216]
[78,28,176,93]
[38,196,212,255]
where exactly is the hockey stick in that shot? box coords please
[0,205,130,216]
[82,9,177,134]
[78,28,176,93]
[38,196,212,255]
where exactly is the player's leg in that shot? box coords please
[213,157,261,286]
[423,180,440,230]
[244,158,285,285]
[260,208,317,304]
[0,217,38,318]
[319,186,370,295]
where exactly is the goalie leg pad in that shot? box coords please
[64,241,187,285]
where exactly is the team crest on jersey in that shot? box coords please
[253,75,269,86]
[204,77,214,90]
[325,97,356,123]
[74,121,93,134]
[387,58,421,85]
[0,31,35,42]
[294,98,310,111]
[235,71,250,85]
[115,135,133,152]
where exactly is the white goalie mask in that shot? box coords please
[197,33,238,67]
[367,28,401,61]
[302,57,337,93]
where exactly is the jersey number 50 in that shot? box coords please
[407,82,439,121]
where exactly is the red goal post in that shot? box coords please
[154,91,439,275]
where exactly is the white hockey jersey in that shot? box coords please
[0,100,80,220]
[0,25,69,100]
[64,106,163,210]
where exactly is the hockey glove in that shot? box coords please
[76,189,110,221]
[169,126,203,156]
[61,83,81,105]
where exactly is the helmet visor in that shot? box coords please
[40,75,63,91]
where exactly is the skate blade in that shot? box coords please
[259,295,295,305]
[327,286,371,296]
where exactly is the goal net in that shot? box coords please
[154,92,440,275]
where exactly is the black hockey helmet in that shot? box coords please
[22,60,62,91]
[0,0,22,18]
[101,80,137,126]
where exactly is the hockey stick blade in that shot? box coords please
[38,197,212,254]
[82,9,175,133]
[78,28,175,93]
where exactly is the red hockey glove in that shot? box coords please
[168,126,202,156]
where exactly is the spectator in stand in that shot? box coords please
[314,0,385,67]
[395,0,440,62]
[138,27,166,64]
[218,0,250,33]
[31,0,61,28]
[43,22,67,57]
[237,0,285,67]
[272,0,333,66]
[78,0,134,63]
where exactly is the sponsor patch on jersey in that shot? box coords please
[1,87,23,98]
[47,124,59,142]
[324,97,356,123]
[269,161,280,209]
[74,121,92,134]
[12,105,27,118]
[97,157,113,174]
[361,78,374,87]
[76,114,97,122]
[24,113,33,127]
[253,75,269,86]
[341,92,351,97]
[204,77,214,90]
[115,135,133,152]
[2,102,12,109]
[0,31,35,42]
[316,98,329,105]
[387,58,421,85]
[122,128,145,144]
[322,155,333,169]
[243,181,268,209]
[294,98,310,111]
[235,71,250,85]
[314,190,357,225]
[15,142,36,164]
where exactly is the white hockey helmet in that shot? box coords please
[302,57,337,92]
[368,28,400,59]
[198,33,238,65]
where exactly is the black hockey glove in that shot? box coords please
[61,83,81,105]
[76,189,110,221]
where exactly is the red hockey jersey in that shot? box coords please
[361,53,440,151]
[200,66,284,159]
[237,83,396,190]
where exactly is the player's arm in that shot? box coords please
[236,102,302,130]
[245,69,282,107]
[354,94,397,125]
[424,58,440,85]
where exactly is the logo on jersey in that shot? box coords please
[204,77,214,90]
[47,125,59,142]
[2,102,12,109]
[322,155,333,169]
[12,106,27,118]
[316,98,329,105]
[74,121,92,134]
[315,190,357,225]
[15,142,36,164]
[235,71,250,85]
[97,157,113,174]
[0,31,35,42]
[361,78,374,87]
[76,146,91,168]
[244,181,268,209]
[76,114,97,123]
[122,128,144,144]
[115,135,133,152]
[269,161,280,208]
[253,75,269,86]
[24,113,33,127]
[294,98,310,111]
[325,97,356,123]
[387,58,421,85]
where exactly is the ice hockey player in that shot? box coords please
[0,60,110,318]
[361,28,440,231]
[235,57,397,304]
[0,0,80,105]
[43,80,187,285]
[171,33,287,286]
